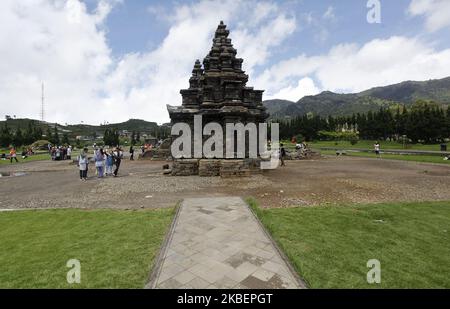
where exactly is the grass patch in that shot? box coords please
[248,198,450,288]
[0,208,174,288]
[320,149,450,165]
[308,140,445,151]
[0,153,51,165]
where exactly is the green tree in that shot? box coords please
[24,121,35,145]
[0,123,13,147]
[131,130,136,145]
[62,133,70,145]
[53,124,60,145]
[46,127,54,144]
[34,126,43,141]
[13,128,24,146]
[103,128,111,146]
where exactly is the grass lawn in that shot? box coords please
[248,198,450,288]
[308,140,445,151]
[0,208,174,288]
[0,153,50,165]
[320,149,450,165]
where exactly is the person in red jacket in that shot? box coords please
[9,147,18,163]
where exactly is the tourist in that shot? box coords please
[94,148,105,178]
[78,148,89,181]
[374,141,381,158]
[50,147,56,160]
[280,143,286,167]
[21,148,28,159]
[129,145,135,161]
[67,146,72,160]
[55,147,61,161]
[62,146,67,160]
[113,147,123,177]
[105,150,114,176]
[141,145,145,155]
[9,147,18,163]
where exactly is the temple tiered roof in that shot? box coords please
[168,21,268,122]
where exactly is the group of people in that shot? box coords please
[77,147,123,181]
[49,145,72,161]
[1,147,36,163]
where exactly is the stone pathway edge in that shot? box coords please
[145,201,183,289]
[246,201,308,289]
[144,197,308,289]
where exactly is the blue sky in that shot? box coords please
[1,0,450,124]
[98,0,449,62]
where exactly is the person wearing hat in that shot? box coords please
[113,147,123,177]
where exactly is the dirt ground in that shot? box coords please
[1,156,449,210]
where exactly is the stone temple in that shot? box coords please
[167,21,269,177]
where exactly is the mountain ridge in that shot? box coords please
[264,77,450,118]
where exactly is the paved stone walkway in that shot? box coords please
[147,197,305,289]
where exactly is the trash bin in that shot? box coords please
[441,144,447,152]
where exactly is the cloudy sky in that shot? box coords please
[1,0,450,125]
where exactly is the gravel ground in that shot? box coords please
[1,156,449,210]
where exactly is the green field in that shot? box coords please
[0,152,50,165]
[0,208,174,288]
[280,140,446,152]
[248,198,450,288]
[320,149,450,165]
[307,140,446,151]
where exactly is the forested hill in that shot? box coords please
[0,118,163,137]
[264,77,450,118]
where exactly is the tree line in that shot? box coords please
[279,101,450,144]
[103,128,120,147]
[0,121,73,148]
[0,121,44,147]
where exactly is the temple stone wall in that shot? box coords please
[167,21,269,177]
[219,160,250,178]
[171,159,199,176]
[198,159,221,177]
[171,158,258,177]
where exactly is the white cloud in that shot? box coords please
[255,36,450,100]
[102,0,296,123]
[2,0,450,125]
[0,0,113,124]
[0,0,296,124]
[323,6,335,21]
[408,0,450,32]
[268,77,320,102]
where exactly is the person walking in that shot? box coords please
[78,148,89,181]
[374,141,381,159]
[129,145,135,161]
[280,143,286,167]
[113,147,123,177]
[67,146,72,160]
[55,147,61,161]
[9,147,19,163]
[95,148,105,178]
[105,150,114,176]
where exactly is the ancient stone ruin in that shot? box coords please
[167,21,269,177]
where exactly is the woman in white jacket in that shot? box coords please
[78,148,89,181]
